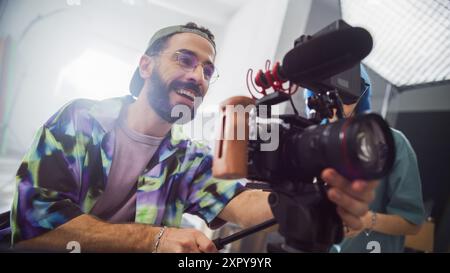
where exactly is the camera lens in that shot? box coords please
[292,113,395,181]
[340,113,395,180]
[352,116,391,174]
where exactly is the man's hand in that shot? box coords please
[158,227,218,253]
[321,168,378,231]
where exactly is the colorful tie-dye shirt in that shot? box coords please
[11,95,245,244]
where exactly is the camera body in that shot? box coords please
[247,92,395,188]
[247,93,318,186]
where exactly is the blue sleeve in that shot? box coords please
[385,129,426,225]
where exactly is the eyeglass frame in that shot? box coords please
[149,49,219,84]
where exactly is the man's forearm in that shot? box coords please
[219,190,275,229]
[15,214,161,252]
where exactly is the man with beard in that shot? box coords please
[8,23,378,253]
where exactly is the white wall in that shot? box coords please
[203,0,289,106]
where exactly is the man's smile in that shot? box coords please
[171,81,203,107]
[175,88,197,102]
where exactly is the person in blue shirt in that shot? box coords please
[305,65,426,253]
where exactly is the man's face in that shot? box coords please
[145,33,216,124]
[342,103,356,118]
[328,103,357,123]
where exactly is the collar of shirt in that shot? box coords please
[88,95,188,168]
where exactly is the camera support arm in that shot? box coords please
[213,218,277,251]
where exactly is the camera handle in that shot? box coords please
[213,218,277,251]
[268,186,343,252]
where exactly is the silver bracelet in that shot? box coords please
[364,211,377,236]
[152,226,167,253]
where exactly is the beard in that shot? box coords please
[146,68,202,124]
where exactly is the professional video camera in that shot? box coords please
[212,20,396,252]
